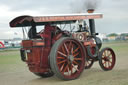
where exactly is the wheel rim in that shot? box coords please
[85,59,93,69]
[85,46,95,69]
[56,39,85,79]
[101,48,116,70]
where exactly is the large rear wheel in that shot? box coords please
[50,37,86,80]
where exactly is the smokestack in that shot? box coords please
[89,19,96,36]
[87,9,96,36]
[70,0,101,13]
[87,9,95,13]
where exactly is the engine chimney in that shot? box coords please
[87,9,95,13]
[87,9,96,37]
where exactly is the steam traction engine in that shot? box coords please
[9,10,116,80]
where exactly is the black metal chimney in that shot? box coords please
[89,19,96,36]
[87,9,96,37]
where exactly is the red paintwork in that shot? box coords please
[9,13,102,27]
[21,24,97,73]
[22,40,48,73]
[0,42,5,48]
[40,25,55,68]
[22,25,64,73]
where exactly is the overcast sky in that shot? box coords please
[0,0,128,39]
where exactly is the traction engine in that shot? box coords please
[9,9,116,80]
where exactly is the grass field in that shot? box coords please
[0,42,128,85]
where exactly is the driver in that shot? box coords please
[28,25,41,39]
[77,20,89,32]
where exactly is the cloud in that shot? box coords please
[0,0,71,14]
[0,0,128,39]
[0,29,23,39]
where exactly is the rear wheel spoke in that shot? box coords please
[70,65,73,74]
[73,52,79,57]
[71,44,74,54]
[72,64,79,71]
[62,46,66,54]
[67,66,70,75]
[64,43,69,55]
[69,41,72,51]
[58,51,67,57]
[73,47,80,54]
[57,56,65,59]
[74,58,82,61]
[60,63,65,71]
[57,59,67,65]
[63,64,68,73]
[73,60,79,65]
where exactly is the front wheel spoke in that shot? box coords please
[108,61,112,64]
[106,50,108,56]
[85,62,87,66]
[105,62,107,67]
[103,52,106,56]
[103,61,106,66]
[106,50,109,56]
[109,56,112,59]
[102,53,105,57]
[107,52,112,57]
[103,61,106,64]
[57,59,67,65]
[58,51,67,57]
[102,57,105,60]
[108,61,110,67]
[87,61,90,65]
[86,63,88,66]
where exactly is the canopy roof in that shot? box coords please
[10,13,103,27]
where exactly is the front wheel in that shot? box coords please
[50,37,86,80]
[99,47,116,71]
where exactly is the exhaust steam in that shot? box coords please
[70,0,101,13]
